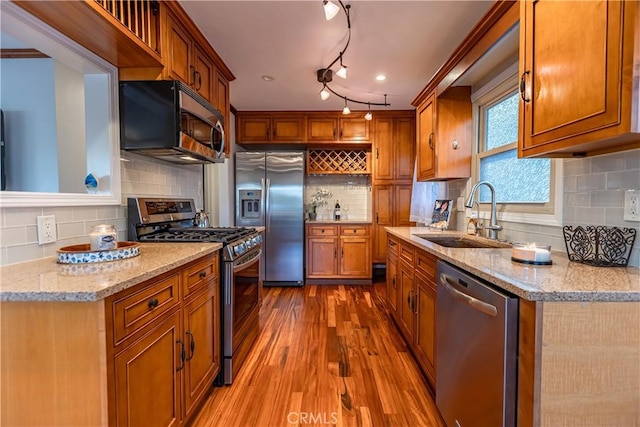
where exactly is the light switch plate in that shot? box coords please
[37,215,57,245]
[623,189,640,222]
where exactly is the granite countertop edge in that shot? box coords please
[385,227,640,303]
[0,243,223,302]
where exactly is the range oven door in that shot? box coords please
[222,247,261,384]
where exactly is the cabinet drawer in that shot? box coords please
[308,225,337,236]
[416,250,437,281]
[388,236,399,256]
[183,253,218,298]
[399,243,414,264]
[340,225,369,236]
[112,274,180,345]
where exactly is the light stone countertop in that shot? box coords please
[386,227,640,302]
[0,243,222,302]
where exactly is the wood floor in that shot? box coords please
[191,283,445,427]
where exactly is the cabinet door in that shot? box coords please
[339,237,371,278]
[272,116,305,141]
[339,118,370,142]
[308,117,338,141]
[520,0,633,155]
[183,286,219,420]
[417,94,436,181]
[397,260,415,343]
[414,275,436,385]
[394,184,413,226]
[237,115,271,142]
[114,311,181,427]
[373,117,394,181]
[386,254,398,317]
[193,45,213,103]
[166,13,193,85]
[372,185,393,263]
[395,117,415,181]
[306,237,338,277]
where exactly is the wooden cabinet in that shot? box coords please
[385,237,438,388]
[108,252,220,427]
[519,0,639,158]
[416,87,472,181]
[306,224,371,281]
[236,113,306,143]
[307,114,370,143]
[114,311,182,427]
[165,11,214,103]
[372,112,415,263]
[214,70,231,157]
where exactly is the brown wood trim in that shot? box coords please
[412,0,518,106]
[517,299,540,427]
[0,48,49,59]
[304,278,373,285]
[163,0,235,81]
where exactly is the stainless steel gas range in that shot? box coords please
[127,197,262,385]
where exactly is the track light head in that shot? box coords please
[323,0,340,20]
[320,86,330,101]
[342,99,351,115]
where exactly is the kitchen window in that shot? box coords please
[471,64,562,226]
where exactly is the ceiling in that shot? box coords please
[179,1,495,112]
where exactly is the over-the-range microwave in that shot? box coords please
[119,80,225,164]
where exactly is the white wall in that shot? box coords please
[0,58,58,192]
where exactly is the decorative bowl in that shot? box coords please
[57,241,140,264]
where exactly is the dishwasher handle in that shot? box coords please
[440,273,498,317]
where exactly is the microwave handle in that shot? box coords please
[214,120,225,158]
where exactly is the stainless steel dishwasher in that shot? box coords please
[436,260,518,427]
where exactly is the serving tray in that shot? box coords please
[57,241,140,264]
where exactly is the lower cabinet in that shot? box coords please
[386,235,437,387]
[306,224,372,280]
[108,252,220,427]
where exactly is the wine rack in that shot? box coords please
[306,150,371,175]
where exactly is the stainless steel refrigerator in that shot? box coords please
[235,151,304,286]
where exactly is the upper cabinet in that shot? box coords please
[236,113,306,143]
[307,115,370,143]
[416,87,472,181]
[519,0,640,157]
[373,114,415,182]
[165,10,214,103]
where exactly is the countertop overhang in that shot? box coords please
[0,242,223,302]
[386,227,640,302]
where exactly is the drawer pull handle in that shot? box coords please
[176,339,186,371]
[199,271,207,279]
[322,229,325,233]
[147,298,159,309]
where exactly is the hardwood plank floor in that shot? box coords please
[191,283,445,427]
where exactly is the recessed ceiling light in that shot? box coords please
[261,75,275,82]
[376,74,386,81]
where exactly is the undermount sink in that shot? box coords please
[413,235,510,249]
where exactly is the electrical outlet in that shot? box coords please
[624,189,640,221]
[37,215,57,245]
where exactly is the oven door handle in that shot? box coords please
[233,249,262,272]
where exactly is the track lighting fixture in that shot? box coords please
[323,0,340,21]
[316,0,389,120]
[342,99,351,115]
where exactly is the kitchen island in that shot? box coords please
[0,242,222,427]
[385,226,639,426]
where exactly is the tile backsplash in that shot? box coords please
[305,175,371,221]
[0,151,203,266]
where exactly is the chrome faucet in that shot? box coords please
[465,181,502,240]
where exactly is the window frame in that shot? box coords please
[469,62,563,227]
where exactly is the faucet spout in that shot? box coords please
[465,181,502,239]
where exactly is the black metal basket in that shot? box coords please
[562,225,637,267]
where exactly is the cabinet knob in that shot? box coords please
[199,271,207,279]
[452,139,459,150]
[321,229,325,233]
[147,298,159,309]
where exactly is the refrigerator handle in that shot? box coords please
[265,178,271,233]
